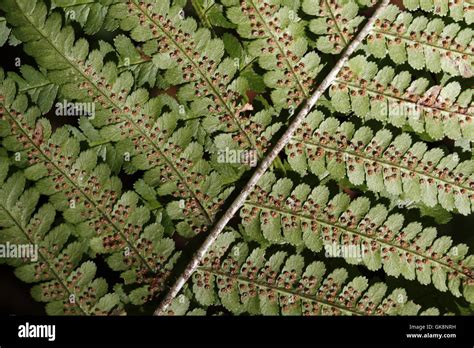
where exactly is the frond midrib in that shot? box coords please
[371,28,474,58]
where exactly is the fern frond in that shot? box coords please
[329,55,474,141]
[191,231,440,315]
[0,168,123,315]
[110,0,274,154]
[286,111,474,215]
[366,4,474,77]
[0,81,120,236]
[0,81,180,305]
[78,79,230,236]
[224,0,323,109]
[2,0,472,317]
[88,190,180,307]
[303,0,365,54]
[1,0,232,235]
[403,0,474,25]
[240,173,474,302]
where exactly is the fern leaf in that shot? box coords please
[0,16,20,46]
[109,0,274,154]
[0,168,123,315]
[303,0,365,54]
[89,190,180,306]
[191,231,440,315]
[0,82,180,305]
[2,0,473,317]
[224,0,323,109]
[1,0,231,235]
[240,173,474,302]
[403,0,474,25]
[367,4,474,77]
[0,81,120,235]
[286,111,474,215]
[329,55,474,141]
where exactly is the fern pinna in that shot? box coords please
[368,4,473,77]
[0,0,237,237]
[330,55,473,141]
[0,0,473,317]
[0,164,123,315]
[0,72,184,310]
[224,0,323,109]
[286,110,474,215]
[189,231,440,315]
[240,172,473,302]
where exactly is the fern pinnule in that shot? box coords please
[114,34,159,88]
[50,0,121,35]
[5,65,59,113]
[0,16,13,47]
[157,291,208,316]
